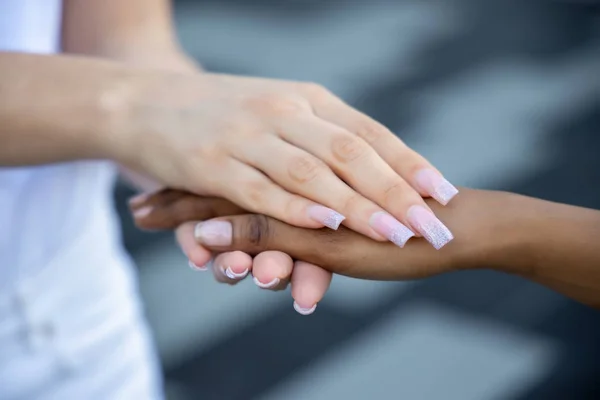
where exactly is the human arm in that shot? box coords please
[130,188,600,308]
[1,0,459,245]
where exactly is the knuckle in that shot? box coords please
[301,82,332,102]
[331,134,368,163]
[382,180,407,208]
[341,193,361,214]
[244,93,306,116]
[243,179,269,206]
[243,214,272,246]
[354,120,386,145]
[288,155,326,184]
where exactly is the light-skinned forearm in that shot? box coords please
[60,0,199,192]
[0,52,133,166]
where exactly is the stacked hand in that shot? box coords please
[114,53,459,314]
[130,188,502,314]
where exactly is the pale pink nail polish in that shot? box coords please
[253,276,280,289]
[222,266,249,280]
[293,301,317,315]
[188,260,208,271]
[194,221,232,246]
[369,212,415,248]
[415,168,459,206]
[307,205,345,230]
[406,205,454,250]
[128,193,149,207]
[133,206,152,219]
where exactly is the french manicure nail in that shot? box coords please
[293,301,317,315]
[253,276,280,289]
[188,260,208,271]
[222,266,249,280]
[194,221,232,246]
[128,193,149,207]
[369,212,415,248]
[307,205,345,230]
[133,206,152,219]
[415,168,459,206]
[406,205,454,250]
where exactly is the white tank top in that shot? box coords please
[0,1,123,292]
[0,3,162,398]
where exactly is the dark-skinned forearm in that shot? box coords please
[491,194,600,308]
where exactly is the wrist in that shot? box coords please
[441,190,534,273]
[95,51,203,166]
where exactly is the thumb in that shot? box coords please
[193,214,328,259]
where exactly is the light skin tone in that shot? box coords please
[1,0,459,252]
[130,188,600,312]
[57,0,326,290]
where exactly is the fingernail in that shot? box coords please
[406,205,453,250]
[194,221,232,246]
[307,205,345,230]
[129,193,149,207]
[222,266,249,280]
[415,168,459,206]
[369,212,415,248]
[293,301,317,315]
[253,276,280,289]
[188,260,208,271]
[133,206,152,219]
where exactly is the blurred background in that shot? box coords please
[114,1,600,399]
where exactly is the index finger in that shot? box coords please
[310,95,459,206]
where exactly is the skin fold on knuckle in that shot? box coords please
[353,120,386,145]
[287,155,325,184]
[382,180,408,211]
[331,134,368,164]
[240,214,272,250]
[243,93,307,117]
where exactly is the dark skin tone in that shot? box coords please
[131,187,600,308]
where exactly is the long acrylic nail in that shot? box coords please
[194,221,232,246]
[369,212,415,248]
[253,277,280,289]
[406,205,453,250]
[133,206,152,219]
[222,266,249,280]
[188,260,208,272]
[307,205,345,230]
[128,193,149,207]
[293,301,317,315]
[415,168,459,206]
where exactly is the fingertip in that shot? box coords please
[213,251,253,283]
[291,261,332,313]
[293,301,317,316]
[252,251,293,286]
[176,222,212,266]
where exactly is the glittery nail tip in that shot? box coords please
[308,205,346,230]
[433,178,459,206]
[407,206,454,250]
[389,224,415,248]
[323,211,346,230]
[425,222,454,250]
